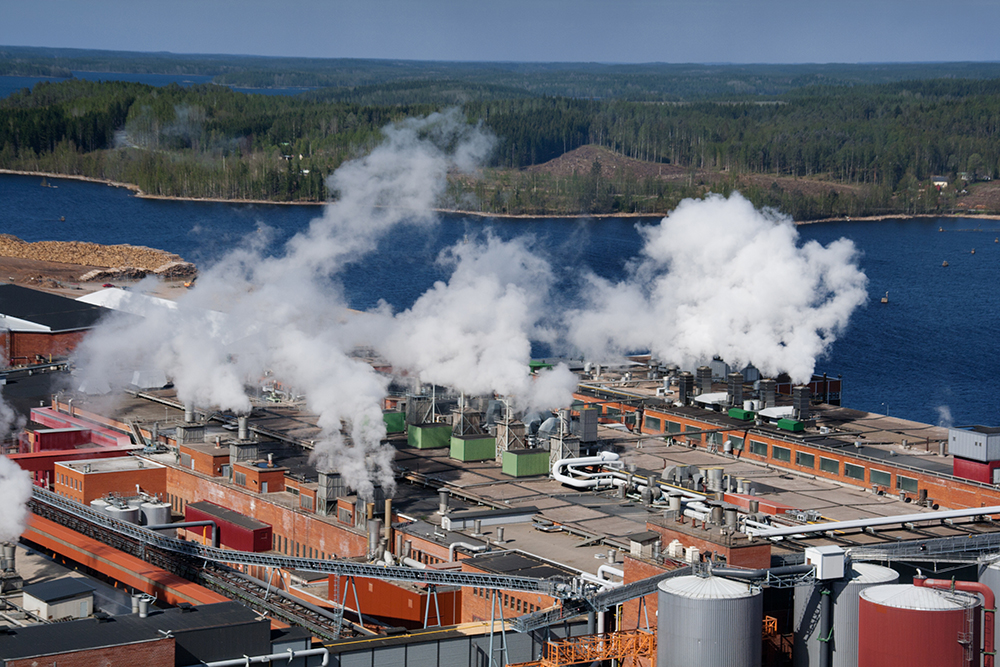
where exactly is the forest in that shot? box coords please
[2,52,1000,218]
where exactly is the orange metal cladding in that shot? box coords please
[23,513,228,606]
[508,630,655,667]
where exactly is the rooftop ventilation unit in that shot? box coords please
[792,385,811,421]
[696,366,712,395]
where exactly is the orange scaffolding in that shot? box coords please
[509,629,656,667]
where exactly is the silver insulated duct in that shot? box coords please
[657,575,762,667]
[759,379,777,409]
[184,403,195,423]
[727,372,744,407]
[695,366,712,395]
[793,385,811,421]
[238,415,249,441]
[793,562,899,667]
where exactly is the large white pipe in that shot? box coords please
[203,647,329,667]
[402,557,426,569]
[598,564,624,581]
[750,504,1000,538]
[449,542,488,561]
[580,572,622,590]
[552,452,707,503]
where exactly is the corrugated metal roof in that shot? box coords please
[0,284,114,332]
[187,500,270,531]
[659,575,756,600]
[860,584,978,610]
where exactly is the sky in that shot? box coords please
[2,0,1000,64]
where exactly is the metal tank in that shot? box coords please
[978,559,1000,602]
[89,498,111,516]
[657,575,762,667]
[858,583,980,667]
[793,562,899,667]
[140,501,172,526]
[106,505,140,524]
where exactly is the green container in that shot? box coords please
[529,360,554,373]
[728,408,756,421]
[407,423,452,449]
[383,411,406,434]
[502,449,550,477]
[450,434,497,461]
[777,418,805,432]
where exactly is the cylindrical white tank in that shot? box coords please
[657,575,762,667]
[140,501,172,526]
[106,505,140,524]
[978,559,1000,602]
[89,499,111,516]
[793,562,899,667]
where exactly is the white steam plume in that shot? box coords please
[0,391,30,543]
[377,234,577,411]
[566,193,868,383]
[75,111,495,498]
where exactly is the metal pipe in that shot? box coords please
[449,541,487,562]
[819,585,832,667]
[597,565,624,581]
[202,647,330,667]
[402,557,426,569]
[146,521,219,548]
[750,505,1000,538]
[915,575,995,667]
[709,564,815,579]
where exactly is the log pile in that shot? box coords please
[0,234,196,281]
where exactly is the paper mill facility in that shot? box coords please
[4,288,1000,666]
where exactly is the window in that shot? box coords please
[750,440,768,457]
[300,494,314,511]
[730,436,744,450]
[819,457,840,475]
[708,432,723,445]
[845,463,865,481]
[666,421,682,434]
[234,471,247,487]
[795,451,815,468]
[645,416,662,432]
[897,475,919,493]
[605,407,620,417]
[870,469,892,488]
[773,446,791,463]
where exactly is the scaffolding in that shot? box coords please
[508,630,655,667]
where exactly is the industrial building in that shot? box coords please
[6,353,1000,667]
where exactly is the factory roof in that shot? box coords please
[463,550,576,581]
[56,456,164,473]
[0,283,115,332]
[187,500,270,531]
[21,577,94,603]
[0,601,264,661]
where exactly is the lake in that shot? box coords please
[0,72,314,100]
[0,172,997,428]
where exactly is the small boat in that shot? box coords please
[971,249,976,254]
[942,261,949,267]
[59,216,65,222]
[939,227,944,232]
[880,291,889,304]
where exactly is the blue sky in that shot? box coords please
[2,0,1000,64]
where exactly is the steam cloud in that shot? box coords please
[0,392,30,543]
[75,110,575,499]
[566,193,868,383]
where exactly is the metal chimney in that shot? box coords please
[184,404,195,423]
[792,385,811,421]
[696,366,712,394]
[677,372,694,405]
[438,489,450,515]
[238,415,249,441]
[759,379,777,408]
[727,372,744,407]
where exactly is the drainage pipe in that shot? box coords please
[915,575,995,667]
[202,647,329,667]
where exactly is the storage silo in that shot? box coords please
[858,584,979,667]
[106,504,140,524]
[978,559,1000,602]
[89,498,111,516]
[793,562,899,667]
[140,501,172,526]
[657,575,762,667]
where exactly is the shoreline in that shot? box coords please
[5,168,1000,224]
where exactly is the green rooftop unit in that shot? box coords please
[728,407,756,421]
[450,434,496,462]
[502,449,550,478]
[407,423,451,449]
[383,411,406,434]
[777,418,805,432]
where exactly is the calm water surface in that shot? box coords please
[0,72,313,100]
[0,173,997,427]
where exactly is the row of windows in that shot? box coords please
[56,472,80,491]
[471,587,539,614]
[748,440,921,493]
[272,534,327,560]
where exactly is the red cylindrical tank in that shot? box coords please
[858,583,980,667]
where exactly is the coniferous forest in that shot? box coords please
[3,48,1000,219]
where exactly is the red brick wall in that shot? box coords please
[646,521,771,569]
[165,465,367,559]
[8,330,88,365]
[459,562,554,623]
[182,446,228,477]
[6,635,175,667]
[55,463,167,504]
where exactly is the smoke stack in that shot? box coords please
[266,453,274,468]
[368,519,382,558]
[384,498,393,553]
[2,543,14,573]
[138,596,150,618]
[696,366,712,394]
[184,404,195,424]
[792,385,811,421]
[727,372,744,407]
[238,415,249,441]
[677,371,694,405]
[759,379,777,408]
[558,409,570,437]
[438,488,450,515]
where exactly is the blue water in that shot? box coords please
[0,173,997,427]
[0,73,314,100]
